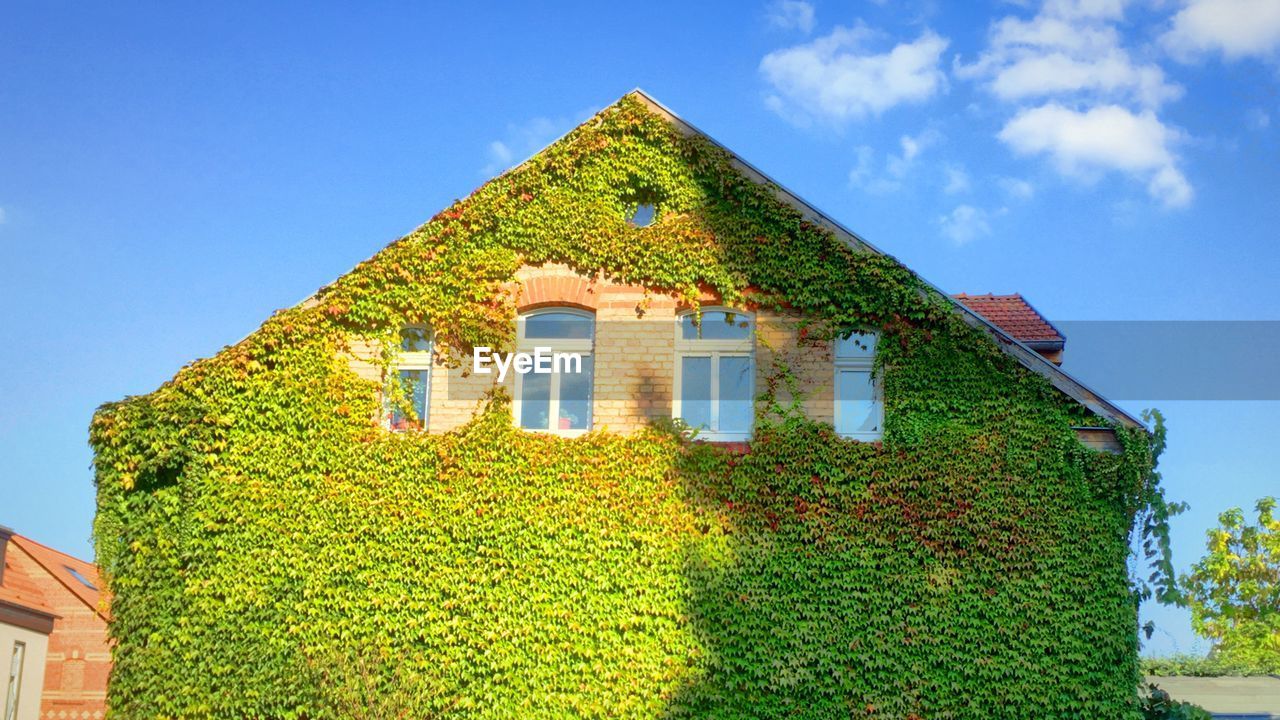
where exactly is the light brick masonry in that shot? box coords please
[347,263,844,436]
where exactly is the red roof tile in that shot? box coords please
[952,293,1064,344]
[11,535,107,619]
[1,540,56,618]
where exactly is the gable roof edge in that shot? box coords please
[625,88,1145,431]
[11,535,108,621]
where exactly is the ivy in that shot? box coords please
[92,96,1171,718]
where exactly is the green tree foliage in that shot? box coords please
[1140,653,1272,677]
[91,96,1178,718]
[1183,496,1280,673]
[1138,684,1212,720]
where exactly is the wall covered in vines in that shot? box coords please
[91,95,1163,718]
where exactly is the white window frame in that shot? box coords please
[4,641,25,720]
[387,325,432,432]
[673,308,755,442]
[834,330,883,441]
[512,308,595,437]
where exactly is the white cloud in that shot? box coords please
[848,145,876,187]
[847,146,901,193]
[847,130,942,193]
[938,204,995,244]
[767,0,816,34]
[998,103,1192,207]
[761,25,950,123]
[886,129,941,178]
[481,111,598,176]
[1041,0,1129,20]
[482,117,562,175]
[956,3,1181,108]
[1248,108,1272,129]
[998,176,1036,200]
[1161,0,1280,61]
[486,141,513,170]
[959,0,1193,208]
[943,164,971,194]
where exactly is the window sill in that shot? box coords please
[518,427,591,438]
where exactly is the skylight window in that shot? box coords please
[65,565,97,590]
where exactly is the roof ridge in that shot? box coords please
[953,292,1025,301]
[11,532,92,565]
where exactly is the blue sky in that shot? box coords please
[1,1,1277,656]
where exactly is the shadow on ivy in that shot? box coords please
[655,421,1056,719]
[132,458,185,493]
[658,423,913,719]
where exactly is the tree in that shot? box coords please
[1183,496,1280,673]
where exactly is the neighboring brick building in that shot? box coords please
[0,530,108,720]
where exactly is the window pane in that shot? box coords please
[400,327,431,352]
[6,642,24,720]
[519,370,552,430]
[836,331,878,359]
[390,369,429,430]
[679,356,712,431]
[718,355,753,434]
[523,312,593,340]
[558,355,593,431]
[836,369,880,436]
[627,203,656,228]
[681,311,752,341]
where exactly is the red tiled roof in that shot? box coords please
[1,540,56,618]
[11,535,107,619]
[952,293,1064,344]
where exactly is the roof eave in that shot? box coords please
[1023,339,1066,351]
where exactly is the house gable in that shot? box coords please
[222,89,1141,432]
[89,91,1166,718]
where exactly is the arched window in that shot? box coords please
[513,308,595,434]
[388,326,431,431]
[834,330,882,440]
[674,309,754,441]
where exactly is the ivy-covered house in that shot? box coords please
[91,91,1167,719]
